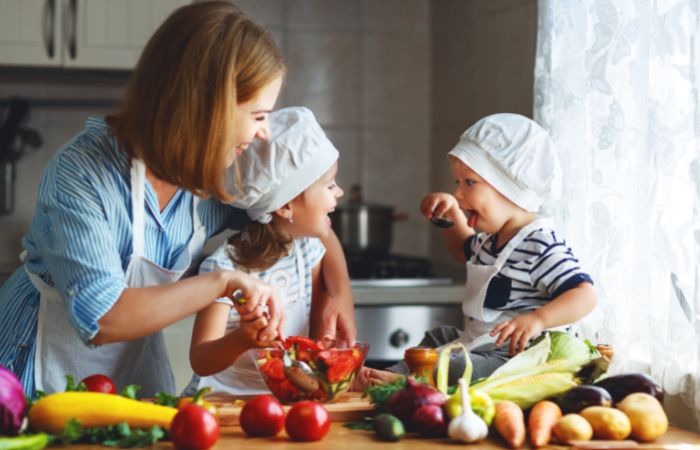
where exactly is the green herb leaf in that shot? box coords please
[120,385,141,399]
[364,377,406,412]
[65,375,87,392]
[343,417,374,430]
[155,391,179,407]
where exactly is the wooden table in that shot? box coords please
[71,425,700,450]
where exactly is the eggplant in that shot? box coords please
[557,385,612,414]
[593,372,664,404]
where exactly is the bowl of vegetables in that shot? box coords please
[254,336,368,404]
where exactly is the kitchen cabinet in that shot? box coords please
[0,0,188,69]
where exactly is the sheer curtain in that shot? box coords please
[534,0,700,427]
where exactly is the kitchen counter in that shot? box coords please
[70,424,700,449]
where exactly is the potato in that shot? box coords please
[580,406,631,440]
[616,392,668,442]
[553,414,593,443]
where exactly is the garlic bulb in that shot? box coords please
[448,378,488,443]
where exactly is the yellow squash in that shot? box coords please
[28,392,178,434]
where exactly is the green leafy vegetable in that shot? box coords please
[154,392,179,408]
[48,418,167,448]
[343,418,374,430]
[119,385,141,400]
[64,375,86,392]
[363,378,406,412]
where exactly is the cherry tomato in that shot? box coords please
[81,374,116,394]
[284,401,330,442]
[170,403,219,450]
[239,395,286,437]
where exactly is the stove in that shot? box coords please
[348,253,462,368]
[346,253,452,287]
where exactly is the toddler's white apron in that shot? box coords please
[27,159,207,396]
[199,241,310,395]
[460,218,550,351]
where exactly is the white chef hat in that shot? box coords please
[447,113,561,212]
[230,106,339,223]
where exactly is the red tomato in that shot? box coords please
[282,336,321,351]
[170,403,219,450]
[239,395,286,437]
[284,401,330,442]
[81,374,116,394]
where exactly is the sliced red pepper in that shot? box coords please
[325,353,356,383]
[261,358,285,381]
[283,336,321,351]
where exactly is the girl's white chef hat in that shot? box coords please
[229,106,339,223]
[447,113,561,212]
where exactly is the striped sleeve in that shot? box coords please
[301,238,325,269]
[199,244,237,306]
[36,150,128,343]
[528,231,593,297]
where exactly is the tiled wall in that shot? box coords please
[0,0,536,281]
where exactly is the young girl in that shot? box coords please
[361,113,598,386]
[186,107,345,394]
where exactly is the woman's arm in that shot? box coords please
[318,231,356,346]
[93,270,281,345]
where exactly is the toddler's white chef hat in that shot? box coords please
[447,113,561,212]
[229,106,339,223]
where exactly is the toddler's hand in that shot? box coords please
[420,192,460,221]
[490,313,544,355]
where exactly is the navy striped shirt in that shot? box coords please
[464,228,593,312]
[0,118,246,395]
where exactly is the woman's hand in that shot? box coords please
[224,271,284,342]
[490,313,544,355]
[420,192,460,221]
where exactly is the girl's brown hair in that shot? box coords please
[107,1,285,201]
[228,221,293,271]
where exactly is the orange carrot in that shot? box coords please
[494,400,526,449]
[528,400,563,448]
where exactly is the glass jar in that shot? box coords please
[404,346,438,385]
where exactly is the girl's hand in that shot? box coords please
[420,192,460,221]
[238,315,282,348]
[224,271,285,342]
[490,313,544,355]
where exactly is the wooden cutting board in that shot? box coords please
[205,392,374,426]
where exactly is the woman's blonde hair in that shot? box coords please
[107,1,285,201]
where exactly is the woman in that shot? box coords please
[0,1,354,397]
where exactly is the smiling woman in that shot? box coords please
[0,0,292,398]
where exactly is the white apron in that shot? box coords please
[198,241,310,395]
[461,218,550,350]
[28,159,207,396]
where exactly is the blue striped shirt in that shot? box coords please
[0,118,246,395]
[464,227,593,312]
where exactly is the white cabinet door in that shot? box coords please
[0,0,63,66]
[0,0,188,69]
[64,0,189,69]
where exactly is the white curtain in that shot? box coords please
[534,0,700,427]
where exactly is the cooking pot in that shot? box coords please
[329,184,406,255]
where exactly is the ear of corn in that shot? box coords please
[28,392,178,434]
[482,372,578,409]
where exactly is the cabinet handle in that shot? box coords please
[65,0,77,60]
[42,0,55,59]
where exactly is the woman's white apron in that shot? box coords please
[26,159,206,396]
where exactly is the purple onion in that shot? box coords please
[386,377,445,429]
[0,366,26,435]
